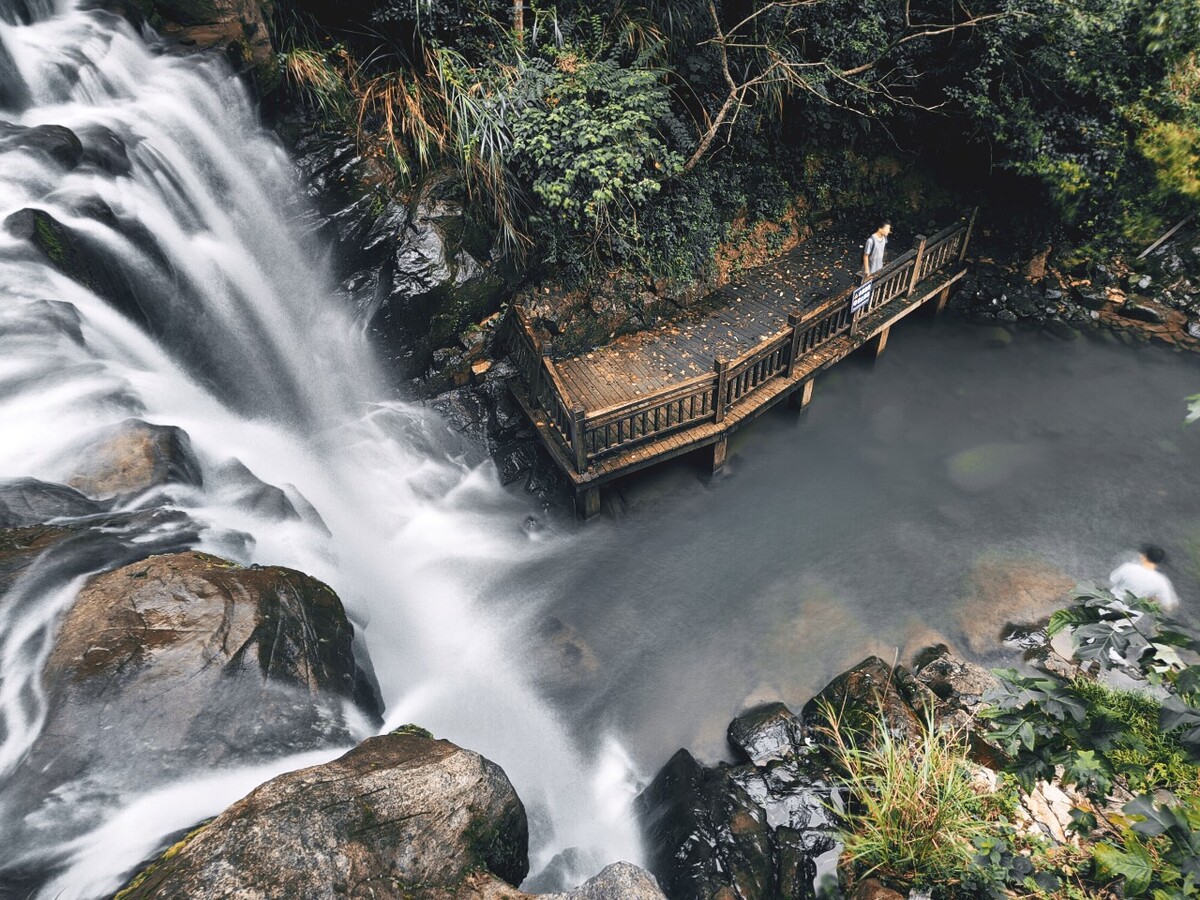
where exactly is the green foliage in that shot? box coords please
[982,587,1200,897]
[510,45,683,245]
[947,0,1200,247]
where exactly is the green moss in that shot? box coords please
[33,214,66,265]
[113,820,212,899]
[389,723,433,739]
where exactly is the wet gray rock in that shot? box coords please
[728,702,808,767]
[116,732,529,899]
[67,418,203,500]
[913,646,999,721]
[639,698,839,900]
[637,748,777,900]
[543,863,667,900]
[211,458,300,523]
[0,478,103,528]
[1118,300,1166,324]
[3,206,172,335]
[76,124,132,175]
[0,44,30,111]
[0,122,83,168]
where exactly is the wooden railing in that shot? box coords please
[505,210,976,472]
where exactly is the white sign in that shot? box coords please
[851,280,873,313]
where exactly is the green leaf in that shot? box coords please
[1094,839,1155,896]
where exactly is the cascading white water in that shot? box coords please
[0,3,642,896]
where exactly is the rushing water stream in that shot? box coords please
[2,3,1200,899]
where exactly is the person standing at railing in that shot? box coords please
[862,219,891,282]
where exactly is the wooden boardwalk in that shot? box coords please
[504,213,977,517]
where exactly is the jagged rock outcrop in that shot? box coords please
[912,645,1000,727]
[802,656,935,744]
[638,702,837,900]
[291,134,511,382]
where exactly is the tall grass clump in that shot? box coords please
[819,701,992,893]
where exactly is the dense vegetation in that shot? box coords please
[275,0,1200,288]
[828,588,1200,898]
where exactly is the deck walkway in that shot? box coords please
[503,213,977,517]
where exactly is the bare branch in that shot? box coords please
[681,0,1018,171]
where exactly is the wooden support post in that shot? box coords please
[786,311,803,378]
[713,356,729,424]
[906,234,928,296]
[789,377,815,411]
[576,487,600,519]
[533,340,552,405]
[848,289,863,336]
[959,207,979,264]
[569,406,587,473]
[871,325,891,360]
[711,436,728,474]
[933,285,952,317]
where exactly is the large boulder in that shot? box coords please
[0,122,83,168]
[116,731,529,899]
[67,418,203,500]
[0,478,103,528]
[8,550,377,840]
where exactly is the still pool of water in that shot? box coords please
[507,320,1200,767]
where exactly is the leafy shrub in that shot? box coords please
[510,43,684,253]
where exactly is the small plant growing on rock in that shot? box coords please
[820,701,994,895]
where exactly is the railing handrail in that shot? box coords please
[586,371,718,424]
[725,329,792,380]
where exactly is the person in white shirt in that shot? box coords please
[1109,544,1180,612]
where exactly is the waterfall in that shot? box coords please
[0,3,641,897]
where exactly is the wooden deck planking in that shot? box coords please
[555,231,859,407]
